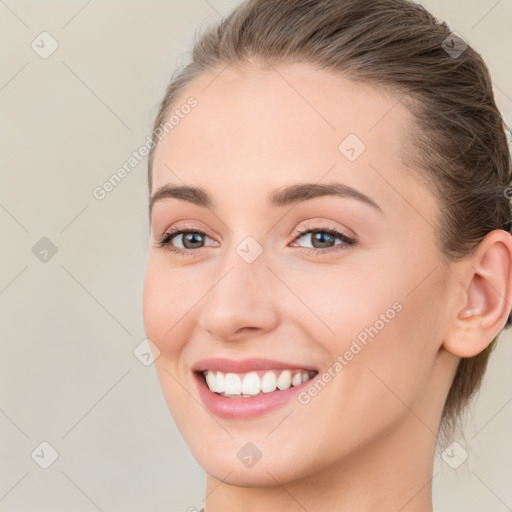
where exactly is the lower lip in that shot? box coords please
[194,371,318,419]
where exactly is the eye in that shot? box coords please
[155,225,217,256]
[154,223,356,257]
[290,224,356,254]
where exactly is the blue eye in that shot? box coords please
[155,224,356,256]
[290,225,356,254]
[156,226,215,256]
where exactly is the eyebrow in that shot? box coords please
[149,182,382,215]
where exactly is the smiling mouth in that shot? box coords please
[199,368,318,398]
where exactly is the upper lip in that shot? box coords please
[192,358,319,374]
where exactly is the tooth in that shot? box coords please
[276,370,292,390]
[204,369,315,395]
[214,371,225,393]
[205,370,217,392]
[224,373,242,395]
[292,372,302,386]
[241,372,261,395]
[261,370,277,393]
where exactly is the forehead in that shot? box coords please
[150,62,428,217]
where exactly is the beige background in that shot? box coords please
[1,1,511,510]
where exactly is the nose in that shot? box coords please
[197,249,280,343]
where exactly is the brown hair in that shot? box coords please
[148,0,512,440]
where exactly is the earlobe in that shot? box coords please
[443,230,512,358]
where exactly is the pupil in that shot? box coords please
[312,231,334,249]
[184,233,203,248]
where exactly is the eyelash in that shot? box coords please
[155,224,356,257]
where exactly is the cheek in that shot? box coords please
[306,257,435,414]
[142,264,167,348]
[297,263,400,349]
[328,284,442,436]
[142,257,193,356]
[142,260,199,421]
[311,311,429,453]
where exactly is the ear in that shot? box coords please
[443,229,512,357]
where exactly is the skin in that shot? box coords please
[142,61,512,512]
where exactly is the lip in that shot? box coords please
[192,358,319,419]
[192,357,319,374]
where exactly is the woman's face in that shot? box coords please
[143,62,457,486]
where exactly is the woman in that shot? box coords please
[142,0,512,510]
